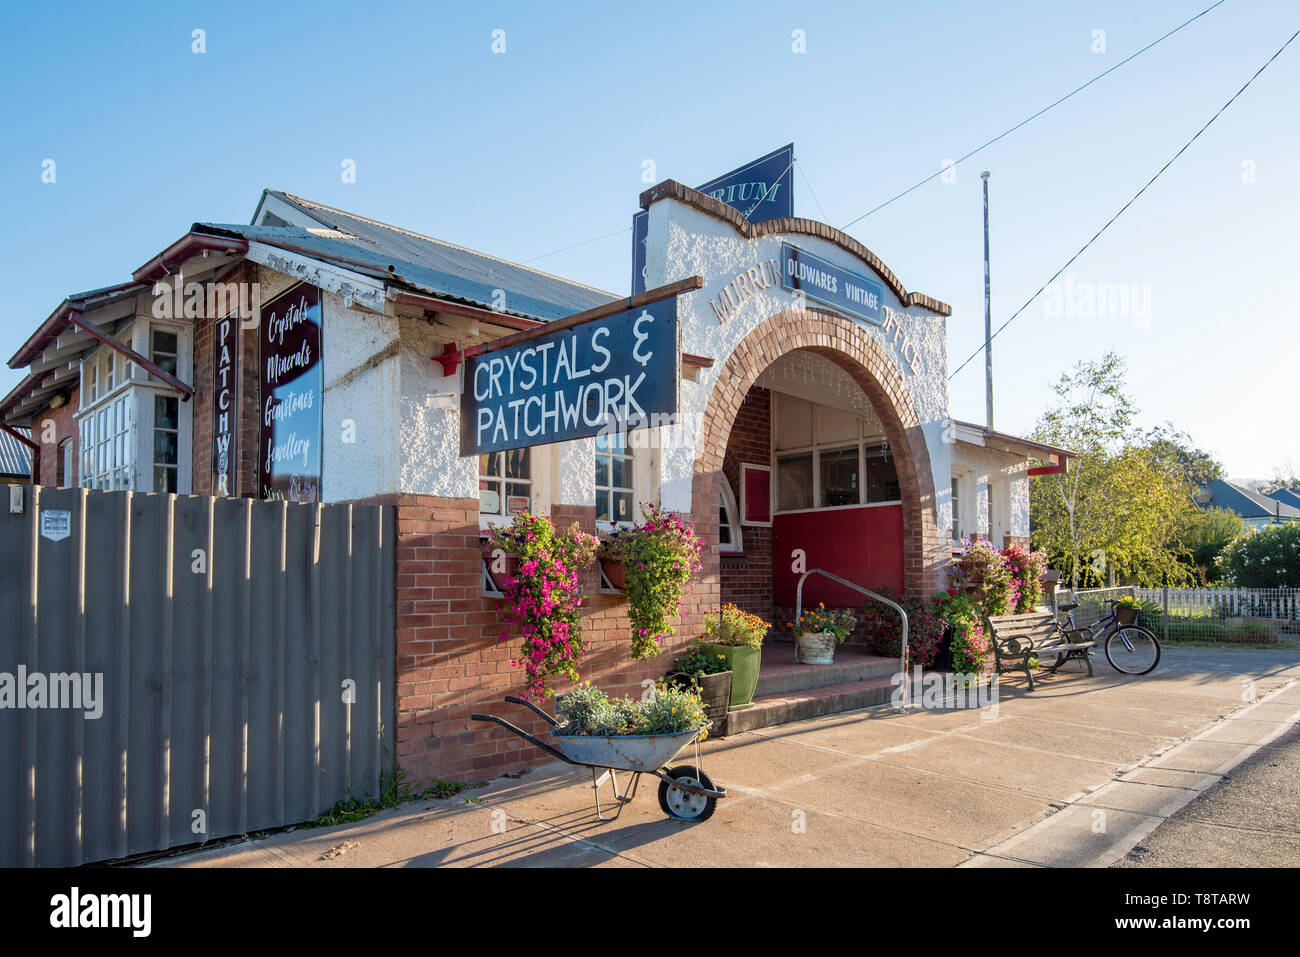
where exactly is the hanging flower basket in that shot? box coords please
[1116,604,1139,625]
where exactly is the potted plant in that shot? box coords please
[486,513,600,699]
[599,504,704,660]
[790,603,856,665]
[1114,595,1141,625]
[859,587,944,669]
[667,642,733,729]
[699,604,769,711]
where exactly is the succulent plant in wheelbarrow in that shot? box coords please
[551,681,721,821]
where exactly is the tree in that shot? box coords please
[1178,506,1244,583]
[1029,352,1197,588]
[1145,424,1225,492]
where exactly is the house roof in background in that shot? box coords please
[1198,479,1300,520]
[0,427,32,476]
[1265,487,1300,510]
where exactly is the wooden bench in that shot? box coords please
[980,611,1096,691]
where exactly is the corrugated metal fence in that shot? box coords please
[0,487,395,867]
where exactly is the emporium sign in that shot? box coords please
[212,311,238,495]
[633,144,794,294]
[259,282,322,502]
[460,298,679,456]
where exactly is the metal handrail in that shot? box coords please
[794,568,911,709]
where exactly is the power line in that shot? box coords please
[949,26,1300,381]
[842,0,1231,229]
[797,160,829,222]
[522,226,630,264]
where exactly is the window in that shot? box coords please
[819,446,859,507]
[152,330,178,378]
[595,432,634,525]
[58,438,74,487]
[479,449,531,519]
[771,392,901,514]
[863,442,900,502]
[776,452,814,511]
[79,392,132,490]
[153,395,179,493]
[719,480,743,553]
[951,476,961,542]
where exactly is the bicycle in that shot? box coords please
[1059,598,1161,675]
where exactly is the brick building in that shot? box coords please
[2,180,1069,785]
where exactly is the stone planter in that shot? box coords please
[600,557,626,589]
[700,642,761,710]
[796,631,838,665]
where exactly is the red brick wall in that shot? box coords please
[34,387,79,487]
[380,495,714,785]
[191,262,262,497]
[720,386,772,625]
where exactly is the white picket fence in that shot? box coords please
[1135,587,1300,621]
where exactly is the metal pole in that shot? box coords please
[981,171,993,430]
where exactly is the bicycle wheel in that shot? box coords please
[1105,626,1161,675]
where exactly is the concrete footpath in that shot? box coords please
[159,648,1300,869]
[1114,718,1300,867]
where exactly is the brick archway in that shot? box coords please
[690,307,949,609]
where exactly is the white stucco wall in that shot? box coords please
[950,440,1031,540]
[319,291,401,503]
[642,196,951,527]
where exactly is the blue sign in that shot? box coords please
[460,299,679,456]
[631,209,649,296]
[780,242,886,326]
[633,144,795,294]
[697,143,794,222]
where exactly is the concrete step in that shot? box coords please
[754,649,898,697]
[724,675,897,736]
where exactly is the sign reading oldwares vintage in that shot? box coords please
[460,298,679,456]
[259,282,323,502]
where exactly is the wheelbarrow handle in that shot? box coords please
[470,712,576,766]
[504,695,557,727]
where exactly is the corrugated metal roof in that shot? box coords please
[0,427,32,476]
[202,190,618,322]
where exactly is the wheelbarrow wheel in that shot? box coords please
[658,766,717,822]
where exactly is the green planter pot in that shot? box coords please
[700,642,761,711]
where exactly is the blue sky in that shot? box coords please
[1,0,1296,478]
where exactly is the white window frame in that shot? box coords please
[594,431,636,528]
[478,447,535,529]
[770,392,902,516]
[75,319,193,494]
[719,479,744,553]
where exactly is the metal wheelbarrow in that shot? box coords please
[471,695,727,822]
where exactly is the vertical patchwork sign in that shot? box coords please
[211,312,238,496]
[259,282,322,502]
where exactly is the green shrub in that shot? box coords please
[1219,522,1300,586]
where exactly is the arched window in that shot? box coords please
[719,480,743,553]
